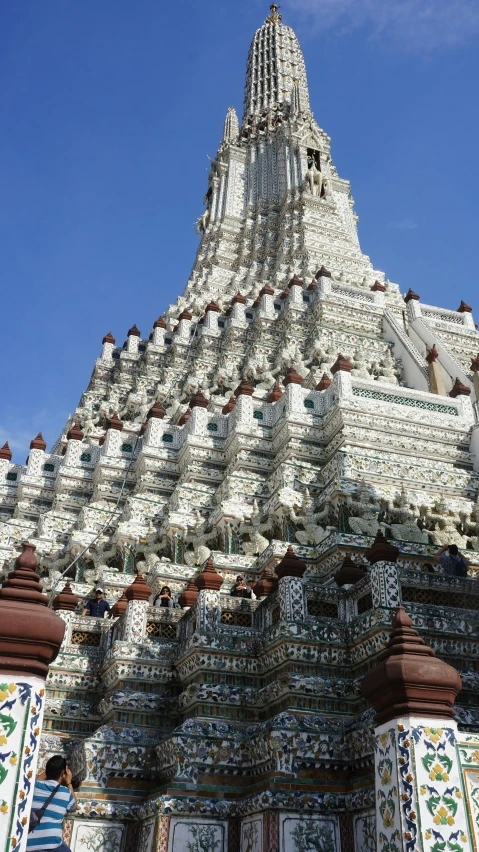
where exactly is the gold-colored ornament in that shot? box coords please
[266,4,282,24]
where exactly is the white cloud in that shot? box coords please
[284,0,479,52]
[390,217,418,230]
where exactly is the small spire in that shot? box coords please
[315,373,332,391]
[449,377,471,398]
[102,331,116,344]
[222,395,237,414]
[0,442,12,461]
[275,545,307,580]
[234,376,255,397]
[195,557,224,591]
[153,316,167,329]
[457,300,472,313]
[125,572,153,602]
[189,387,209,409]
[282,365,304,386]
[426,344,439,364]
[331,354,353,374]
[404,288,420,303]
[361,606,462,724]
[266,382,283,402]
[127,323,141,337]
[30,432,47,451]
[470,353,479,373]
[107,412,124,431]
[67,421,84,441]
[371,281,386,292]
[223,107,239,144]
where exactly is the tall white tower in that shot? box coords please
[187,4,377,305]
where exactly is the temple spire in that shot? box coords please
[242,4,310,121]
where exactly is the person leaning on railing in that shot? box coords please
[230,576,256,599]
[434,544,469,577]
[81,588,111,617]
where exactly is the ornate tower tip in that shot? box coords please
[266,4,282,23]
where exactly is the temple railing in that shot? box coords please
[145,605,183,642]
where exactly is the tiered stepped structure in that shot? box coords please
[2,5,479,852]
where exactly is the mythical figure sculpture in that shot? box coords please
[196,208,211,235]
[346,481,386,537]
[289,489,336,546]
[419,498,468,548]
[239,500,272,556]
[305,158,323,197]
[385,487,429,544]
[184,511,217,566]
[376,349,400,385]
[351,348,372,380]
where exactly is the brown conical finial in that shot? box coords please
[404,288,420,303]
[0,442,12,461]
[205,300,221,313]
[178,577,199,608]
[128,323,141,337]
[125,572,153,602]
[147,401,166,420]
[52,581,79,612]
[266,383,283,402]
[334,556,366,587]
[0,543,65,677]
[178,309,193,321]
[67,421,84,441]
[178,408,191,426]
[189,387,209,409]
[102,331,116,344]
[457,300,472,313]
[30,432,47,451]
[371,281,386,292]
[315,373,332,391]
[275,545,307,580]
[471,353,479,373]
[364,530,399,565]
[426,344,439,364]
[331,354,353,374]
[195,557,224,591]
[253,565,278,598]
[222,396,237,414]
[315,266,332,279]
[289,276,303,288]
[282,366,304,386]
[361,606,462,724]
[449,378,471,398]
[107,412,123,431]
[234,376,255,397]
[99,432,107,447]
[110,590,128,618]
[259,284,275,297]
[231,292,247,305]
[279,287,290,300]
[153,316,167,329]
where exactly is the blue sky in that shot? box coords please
[1,0,479,461]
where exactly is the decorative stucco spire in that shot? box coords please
[243,6,310,120]
[222,106,239,144]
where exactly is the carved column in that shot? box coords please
[0,543,65,852]
[276,546,306,621]
[365,532,402,619]
[426,344,447,396]
[362,607,470,852]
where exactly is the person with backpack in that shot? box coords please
[27,755,77,852]
[435,543,469,578]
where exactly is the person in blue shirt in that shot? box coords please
[27,755,77,852]
[435,544,469,577]
[82,588,111,617]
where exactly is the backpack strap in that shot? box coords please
[33,783,61,826]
